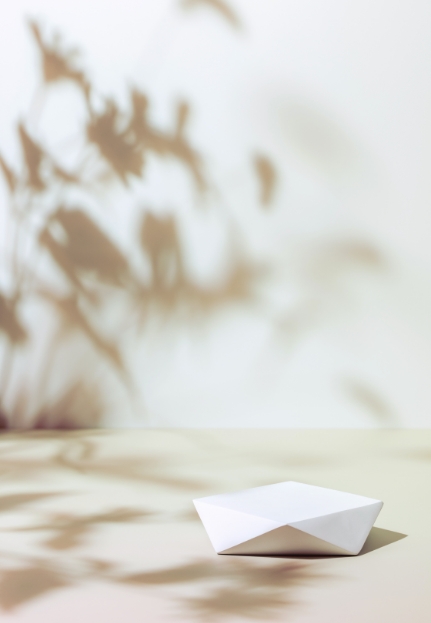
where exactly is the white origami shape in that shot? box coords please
[194,481,383,556]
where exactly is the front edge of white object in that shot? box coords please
[193,499,281,553]
[194,481,383,556]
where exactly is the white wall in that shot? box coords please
[1,0,431,427]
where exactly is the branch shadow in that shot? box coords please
[0,566,69,611]
[118,557,332,620]
[179,0,243,31]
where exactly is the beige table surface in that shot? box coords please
[0,429,428,622]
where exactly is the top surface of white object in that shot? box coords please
[195,481,381,524]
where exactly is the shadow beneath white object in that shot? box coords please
[223,527,407,559]
[356,526,407,556]
[291,527,406,558]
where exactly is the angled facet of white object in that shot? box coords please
[193,481,383,556]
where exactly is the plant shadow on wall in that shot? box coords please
[0,5,393,428]
[180,0,243,30]
[0,12,269,428]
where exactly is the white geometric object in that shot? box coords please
[193,481,383,556]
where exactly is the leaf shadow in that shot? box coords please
[118,557,331,620]
[180,0,243,31]
[0,566,68,611]
[13,507,153,550]
[253,154,277,208]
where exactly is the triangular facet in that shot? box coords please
[193,500,280,553]
[220,523,352,556]
[195,481,380,525]
[289,501,383,554]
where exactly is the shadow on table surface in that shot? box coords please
[252,526,407,561]
[0,430,408,617]
[357,526,407,556]
[0,432,337,619]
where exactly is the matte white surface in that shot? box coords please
[222,523,354,556]
[194,481,383,555]
[196,481,381,522]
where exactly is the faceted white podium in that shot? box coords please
[194,481,383,556]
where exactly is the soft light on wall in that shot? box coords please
[1,0,431,428]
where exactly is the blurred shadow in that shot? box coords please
[0,431,205,491]
[0,567,68,611]
[0,492,63,512]
[262,527,407,560]
[0,378,107,430]
[86,100,144,184]
[0,14,308,432]
[41,294,124,373]
[120,557,327,619]
[0,430,338,616]
[358,527,407,556]
[253,154,277,208]
[141,212,184,289]
[184,588,291,620]
[87,91,207,191]
[0,434,214,611]
[18,123,46,191]
[0,154,17,194]
[136,210,259,318]
[129,93,207,192]
[275,238,386,354]
[305,239,386,282]
[40,207,131,289]
[280,98,366,180]
[399,448,431,462]
[0,553,327,615]
[13,508,152,550]
[0,294,27,345]
[31,383,105,429]
[341,379,396,426]
[28,19,90,97]
[16,121,79,193]
[180,0,242,30]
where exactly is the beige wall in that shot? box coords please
[1,0,431,427]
